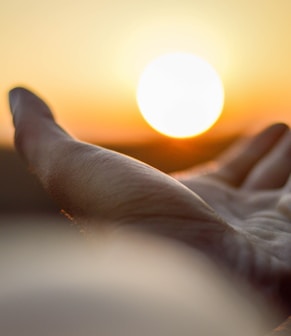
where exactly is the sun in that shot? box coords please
[136,53,225,138]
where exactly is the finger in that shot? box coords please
[9,87,165,220]
[9,87,222,236]
[242,130,291,190]
[9,87,73,171]
[211,123,289,186]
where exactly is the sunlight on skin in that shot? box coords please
[136,53,224,138]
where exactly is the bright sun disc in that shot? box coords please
[136,53,225,138]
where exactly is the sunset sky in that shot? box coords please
[1,0,291,145]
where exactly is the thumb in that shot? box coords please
[8,87,235,262]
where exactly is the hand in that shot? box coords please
[9,87,291,315]
[173,122,291,314]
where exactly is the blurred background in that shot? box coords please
[1,0,291,218]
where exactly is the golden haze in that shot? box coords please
[1,0,291,144]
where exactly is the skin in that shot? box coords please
[8,87,291,320]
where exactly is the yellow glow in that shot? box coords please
[137,53,224,138]
[2,1,291,145]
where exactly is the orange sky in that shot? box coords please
[1,0,291,145]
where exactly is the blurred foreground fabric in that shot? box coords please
[0,223,272,336]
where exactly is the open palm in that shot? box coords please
[9,87,291,315]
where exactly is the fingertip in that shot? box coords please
[9,87,35,116]
[9,86,32,102]
[9,86,36,96]
[251,122,289,149]
[9,86,28,95]
[8,87,72,170]
[263,123,289,138]
[247,122,289,139]
[8,86,56,128]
